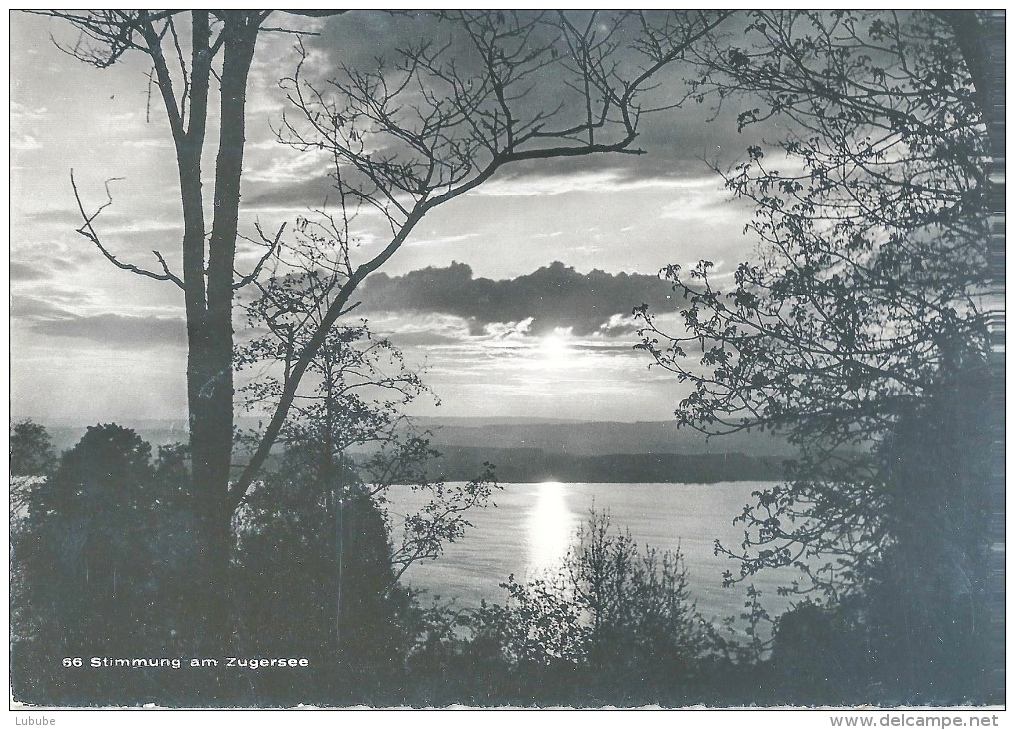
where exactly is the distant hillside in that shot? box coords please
[419,445,787,484]
[420,420,791,457]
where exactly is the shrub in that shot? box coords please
[463,509,716,704]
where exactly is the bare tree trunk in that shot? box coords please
[142,9,260,659]
[185,14,259,658]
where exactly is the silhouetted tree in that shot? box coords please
[10,419,57,478]
[232,445,404,704]
[233,308,497,703]
[13,425,196,704]
[636,8,990,590]
[236,274,499,578]
[635,10,994,702]
[851,369,990,702]
[768,373,992,704]
[35,10,351,649]
[10,419,59,702]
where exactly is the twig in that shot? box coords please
[234,222,286,290]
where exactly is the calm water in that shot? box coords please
[384,481,797,622]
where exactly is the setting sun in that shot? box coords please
[538,331,574,369]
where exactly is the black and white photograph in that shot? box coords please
[9,9,1006,712]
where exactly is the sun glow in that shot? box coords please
[537,332,574,369]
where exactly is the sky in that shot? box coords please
[10,11,766,425]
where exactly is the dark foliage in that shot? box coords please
[231,445,413,704]
[10,419,498,706]
[635,10,993,704]
[12,425,200,705]
[10,419,58,477]
[19,421,986,706]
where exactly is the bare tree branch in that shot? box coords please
[70,171,184,289]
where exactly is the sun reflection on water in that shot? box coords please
[526,481,577,575]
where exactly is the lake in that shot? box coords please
[384,481,799,625]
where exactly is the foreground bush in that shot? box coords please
[401,510,741,706]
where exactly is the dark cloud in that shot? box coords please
[13,294,186,348]
[31,313,186,348]
[358,261,680,336]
